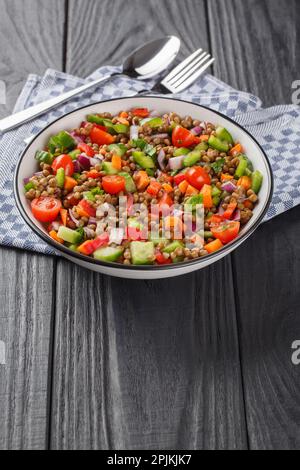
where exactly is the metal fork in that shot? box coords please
[142,48,215,95]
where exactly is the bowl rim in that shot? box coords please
[14,95,274,271]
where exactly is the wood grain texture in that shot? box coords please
[0,0,65,118]
[49,0,247,450]
[50,258,247,450]
[209,0,300,449]
[208,0,300,106]
[0,249,55,449]
[0,0,65,450]
[232,207,300,449]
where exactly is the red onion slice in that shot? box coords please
[68,209,80,227]
[157,149,166,171]
[130,125,139,141]
[109,228,124,245]
[70,131,85,144]
[78,154,91,170]
[221,181,237,193]
[151,133,168,140]
[232,209,241,221]
[191,126,204,136]
[88,217,97,225]
[169,155,185,171]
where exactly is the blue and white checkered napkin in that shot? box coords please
[0,66,300,254]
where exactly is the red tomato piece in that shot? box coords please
[77,199,96,217]
[131,108,150,117]
[77,143,95,157]
[186,167,211,190]
[172,126,196,148]
[174,173,186,186]
[211,221,240,244]
[52,154,74,176]
[102,175,126,194]
[31,197,62,223]
[90,126,115,145]
[155,252,172,265]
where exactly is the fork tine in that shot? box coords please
[171,57,215,93]
[163,48,203,82]
[171,53,211,87]
[167,51,208,85]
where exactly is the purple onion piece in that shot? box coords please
[151,133,168,140]
[232,209,241,221]
[72,160,81,173]
[78,154,91,170]
[169,155,185,171]
[51,221,61,232]
[23,177,30,184]
[68,209,80,227]
[70,131,85,144]
[90,157,101,166]
[190,126,204,136]
[34,171,43,177]
[83,227,95,239]
[221,181,237,193]
[157,149,166,171]
[88,217,97,225]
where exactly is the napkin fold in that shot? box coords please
[0,66,299,254]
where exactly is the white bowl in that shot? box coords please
[14,97,273,279]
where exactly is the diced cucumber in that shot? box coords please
[150,237,168,246]
[173,147,190,157]
[235,157,248,178]
[118,172,136,193]
[208,136,230,153]
[102,161,118,175]
[141,117,163,128]
[57,226,82,244]
[216,126,234,144]
[107,143,127,157]
[163,240,184,254]
[68,149,81,160]
[128,218,143,229]
[251,171,263,194]
[130,241,155,265]
[212,186,222,197]
[183,150,202,167]
[194,142,209,152]
[185,194,204,209]
[87,114,105,125]
[67,244,79,252]
[93,246,123,262]
[132,151,155,169]
[113,124,129,134]
[56,168,65,188]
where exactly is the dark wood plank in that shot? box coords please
[208,0,300,106]
[0,248,55,449]
[209,0,300,449]
[50,0,248,450]
[0,0,65,449]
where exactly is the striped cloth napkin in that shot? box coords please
[0,66,299,254]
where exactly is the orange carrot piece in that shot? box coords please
[64,176,77,192]
[112,154,122,171]
[178,180,189,194]
[230,143,243,156]
[135,171,150,191]
[185,184,199,196]
[205,238,223,254]
[117,117,129,126]
[237,176,252,191]
[221,173,234,182]
[200,184,213,208]
[60,208,68,226]
[162,183,173,193]
[49,230,64,244]
[119,111,128,118]
[199,134,209,142]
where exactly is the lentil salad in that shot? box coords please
[24,107,263,266]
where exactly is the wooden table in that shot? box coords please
[0,0,299,450]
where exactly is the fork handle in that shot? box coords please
[0,72,119,133]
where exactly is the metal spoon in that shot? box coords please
[0,36,180,133]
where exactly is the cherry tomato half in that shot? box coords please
[52,154,74,176]
[172,126,196,148]
[211,221,240,245]
[102,175,126,194]
[77,142,95,157]
[90,126,115,145]
[31,197,62,223]
[186,167,211,190]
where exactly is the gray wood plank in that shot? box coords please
[208,0,300,106]
[0,249,55,449]
[0,0,65,119]
[0,0,65,449]
[208,0,300,449]
[50,0,248,450]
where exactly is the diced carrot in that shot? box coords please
[230,143,243,156]
[60,208,68,226]
[135,171,150,191]
[119,111,128,118]
[162,183,173,193]
[199,134,209,142]
[237,176,252,191]
[49,230,64,244]
[205,238,223,254]
[112,154,122,171]
[164,216,184,231]
[200,184,213,209]
[86,170,101,179]
[178,180,189,194]
[185,184,199,196]
[223,201,237,220]
[76,206,90,218]
[147,181,162,196]
[209,215,224,226]
[221,173,234,182]
[64,176,77,192]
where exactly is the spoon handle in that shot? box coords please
[0,72,119,133]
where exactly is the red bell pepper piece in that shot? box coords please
[174,173,186,186]
[77,142,95,157]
